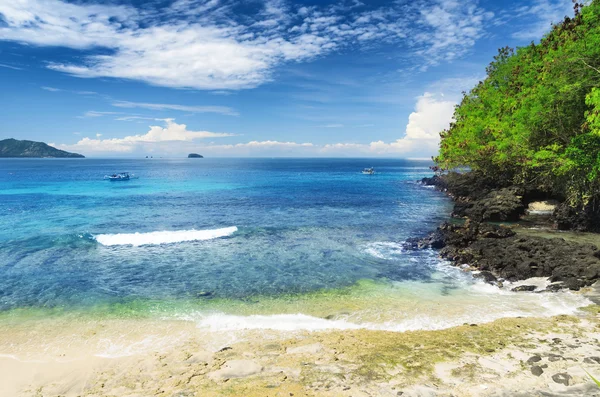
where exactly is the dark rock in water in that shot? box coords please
[531,366,544,376]
[408,220,600,290]
[197,291,213,298]
[473,271,498,285]
[551,373,572,386]
[512,285,537,292]
[188,153,204,158]
[548,354,564,362]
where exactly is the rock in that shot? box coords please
[463,187,526,222]
[197,291,213,298]
[531,366,544,376]
[551,373,572,386]
[527,355,542,364]
[584,357,600,364]
[554,201,600,233]
[474,271,498,285]
[512,285,537,292]
[548,354,564,362]
[208,360,263,380]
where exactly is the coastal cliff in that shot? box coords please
[413,1,600,291]
[433,1,600,233]
[0,138,84,158]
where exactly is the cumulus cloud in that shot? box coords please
[0,0,493,90]
[51,92,455,157]
[366,93,455,155]
[52,119,235,153]
[318,92,456,156]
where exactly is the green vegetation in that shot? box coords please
[0,138,84,158]
[435,1,600,207]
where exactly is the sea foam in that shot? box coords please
[186,288,591,333]
[95,226,237,247]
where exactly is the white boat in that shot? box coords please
[362,167,375,175]
[104,172,134,181]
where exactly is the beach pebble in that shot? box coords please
[584,357,600,364]
[551,373,572,386]
[531,366,544,376]
[527,355,542,364]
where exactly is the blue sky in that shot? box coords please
[0,0,575,157]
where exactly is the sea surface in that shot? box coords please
[0,158,591,337]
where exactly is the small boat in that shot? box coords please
[104,172,132,181]
[362,167,375,175]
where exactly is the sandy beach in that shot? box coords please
[2,290,599,397]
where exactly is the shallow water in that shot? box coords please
[0,158,591,337]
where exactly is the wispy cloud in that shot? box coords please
[0,63,23,70]
[511,0,573,40]
[112,101,239,116]
[1,0,494,90]
[78,111,122,118]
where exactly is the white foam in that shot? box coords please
[183,290,591,333]
[364,242,404,260]
[95,226,237,247]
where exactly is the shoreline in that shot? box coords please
[1,304,599,396]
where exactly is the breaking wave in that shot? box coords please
[95,226,238,247]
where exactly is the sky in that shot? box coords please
[0,0,576,158]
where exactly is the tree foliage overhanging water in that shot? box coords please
[435,1,600,208]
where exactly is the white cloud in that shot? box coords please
[366,93,455,155]
[52,119,235,153]
[41,86,61,92]
[511,0,573,40]
[112,101,238,116]
[0,0,493,90]
[80,111,121,118]
[320,92,456,156]
[0,63,22,70]
[52,91,455,157]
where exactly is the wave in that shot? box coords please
[184,290,591,332]
[364,241,405,260]
[95,226,238,247]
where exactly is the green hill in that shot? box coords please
[0,138,85,158]
[435,1,599,223]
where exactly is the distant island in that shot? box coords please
[0,138,84,158]
[188,153,203,158]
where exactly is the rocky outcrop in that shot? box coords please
[188,153,204,158]
[554,201,600,233]
[409,221,600,290]
[422,172,526,222]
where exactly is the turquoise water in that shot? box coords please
[0,158,591,331]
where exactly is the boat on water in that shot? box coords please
[362,167,375,175]
[104,172,135,181]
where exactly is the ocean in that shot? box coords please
[0,158,590,337]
